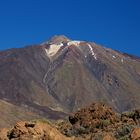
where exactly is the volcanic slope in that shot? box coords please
[0,35,140,127]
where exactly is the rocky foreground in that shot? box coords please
[1,103,140,140]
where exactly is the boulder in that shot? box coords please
[131,128,140,140]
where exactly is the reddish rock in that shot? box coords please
[69,103,119,130]
[0,128,9,140]
[131,128,140,140]
[0,121,73,140]
[103,133,116,140]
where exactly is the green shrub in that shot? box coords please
[115,125,133,139]
[119,136,129,140]
[101,119,111,127]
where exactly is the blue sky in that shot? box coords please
[0,0,140,56]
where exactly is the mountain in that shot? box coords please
[0,35,140,127]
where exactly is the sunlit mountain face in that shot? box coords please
[0,35,140,127]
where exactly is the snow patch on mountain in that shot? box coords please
[67,41,80,46]
[45,43,63,57]
[121,58,124,63]
[87,44,97,60]
[112,55,116,59]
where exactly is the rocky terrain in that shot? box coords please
[1,103,140,140]
[0,35,140,127]
[57,102,140,139]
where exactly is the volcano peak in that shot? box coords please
[49,35,71,43]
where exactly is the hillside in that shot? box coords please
[0,35,140,127]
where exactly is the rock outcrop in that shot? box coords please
[131,128,140,140]
[0,121,72,140]
[58,103,140,140]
